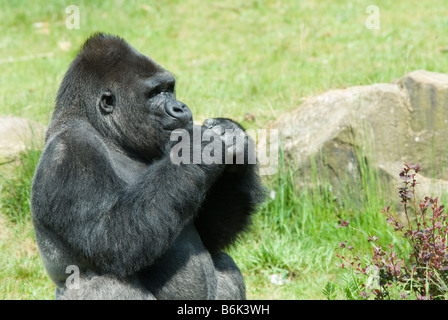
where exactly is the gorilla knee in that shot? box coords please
[57,275,156,300]
[213,252,246,300]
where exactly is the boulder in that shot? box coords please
[264,70,448,209]
[0,116,45,163]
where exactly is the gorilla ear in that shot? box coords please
[98,91,115,114]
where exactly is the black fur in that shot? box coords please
[31,33,265,300]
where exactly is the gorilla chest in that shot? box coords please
[109,151,217,298]
[108,149,148,183]
[138,224,217,299]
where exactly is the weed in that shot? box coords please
[335,163,448,300]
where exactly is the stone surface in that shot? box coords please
[0,116,45,162]
[264,70,448,209]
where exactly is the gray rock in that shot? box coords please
[0,116,45,162]
[264,70,448,209]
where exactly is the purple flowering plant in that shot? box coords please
[335,163,448,300]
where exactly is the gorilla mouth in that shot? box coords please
[161,113,193,132]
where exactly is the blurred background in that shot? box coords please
[1,0,447,299]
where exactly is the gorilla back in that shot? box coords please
[31,33,265,300]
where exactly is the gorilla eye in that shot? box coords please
[146,81,175,99]
[146,88,161,100]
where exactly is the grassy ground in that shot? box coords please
[1,0,448,299]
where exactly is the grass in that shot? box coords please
[0,217,53,299]
[0,147,53,299]
[1,1,448,125]
[229,146,401,299]
[1,0,447,299]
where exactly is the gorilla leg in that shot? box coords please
[56,274,156,300]
[212,252,246,300]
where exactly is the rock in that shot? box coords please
[395,70,448,179]
[265,70,448,210]
[0,116,45,162]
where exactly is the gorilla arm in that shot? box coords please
[194,120,267,255]
[31,122,220,278]
[194,162,266,254]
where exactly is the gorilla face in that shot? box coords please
[100,71,192,134]
[136,72,192,131]
[76,35,193,160]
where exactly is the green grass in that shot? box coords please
[0,147,53,299]
[1,0,448,125]
[0,217,53,300]
[1,0,447,299]
[229,146,402,299]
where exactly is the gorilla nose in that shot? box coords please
[166,102,192,123]
[171,105,185,115]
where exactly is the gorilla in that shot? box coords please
[31,33,265,300]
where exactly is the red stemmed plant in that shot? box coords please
[336,163,448,300]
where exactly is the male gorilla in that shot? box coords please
[31,33,265,300]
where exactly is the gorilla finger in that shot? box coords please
[203,118,216,129]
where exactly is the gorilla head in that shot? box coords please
[50,33,192,160]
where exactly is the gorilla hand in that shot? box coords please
[166,125,226,180]
[203,118,254,172]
